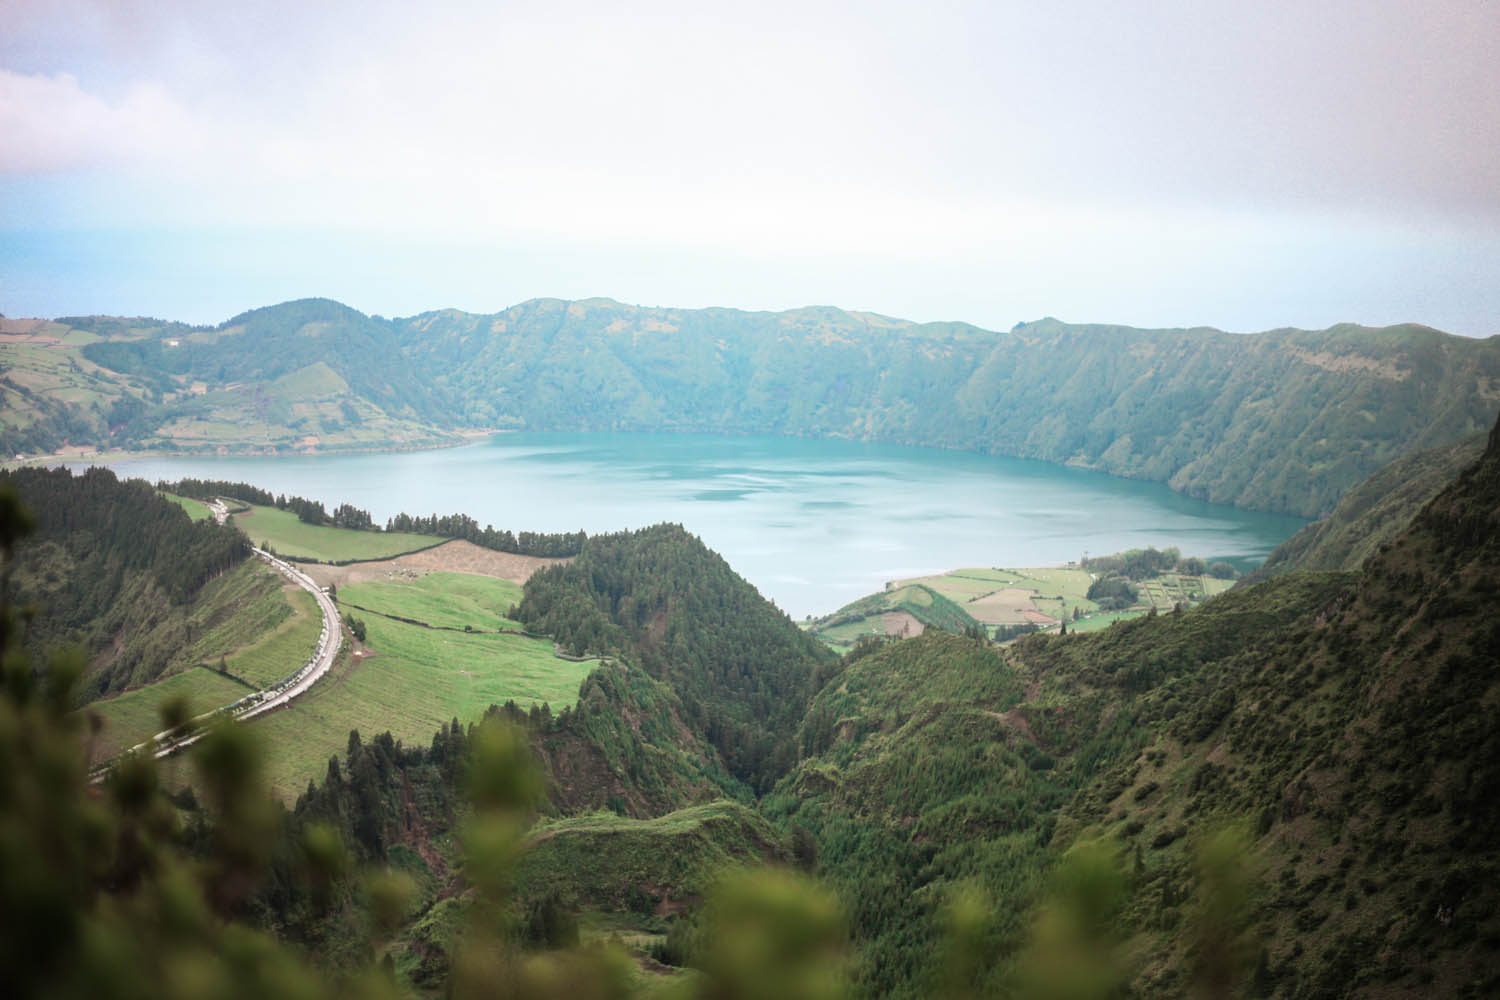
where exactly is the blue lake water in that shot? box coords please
[86,432,1306,618]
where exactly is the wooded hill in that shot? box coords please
[7,298,1500,517]
[1247,429,1488,581]
[0,466,250,697]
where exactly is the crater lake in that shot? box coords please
[82,432,1307,618]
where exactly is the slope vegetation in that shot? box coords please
[9,298,1500,516]
[1,466,250,696]
[1248,429,1487,580]
[768,410,1500,998]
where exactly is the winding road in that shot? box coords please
[89,499,343,778]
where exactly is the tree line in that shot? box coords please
[385,510,586,558]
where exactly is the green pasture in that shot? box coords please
[233,504,446,562]
[88,667,254,761]
[339,572,524,631]
[160,492,212,521]
[221,586,323,688]
[249,615,596,800]
[1066,610,1144,633]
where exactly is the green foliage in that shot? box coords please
[14,301,1500,519]
[1085,576,1138,611]
[692,868,848,1000]
[384,510,587,558]
[231,504,443,562]
[2,465,249,694]
[516,524,834,793]
[1015,840,1130,1000]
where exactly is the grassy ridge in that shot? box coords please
[515,800,789,912]
[233,504,445,562]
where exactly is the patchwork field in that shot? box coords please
[233,504,446,561]
[901,566,1098,626]
[813,560,1239,647]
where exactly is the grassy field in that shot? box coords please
[817,563,1241,643]
[221,586,323,688]
[89,667,255,759]
[160,491,212,521]
[339,572,524,631]
[249,591,596,800]
[233,504,446,562]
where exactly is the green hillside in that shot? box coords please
[1247,430,1488,580]
[810,582,981,647]
[1,465,251,696]
[9,298,1500,517]
[765,412,1500,998]
[515,523,836,794]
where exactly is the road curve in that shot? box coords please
[89,503,343,778]
[233,547,342,720]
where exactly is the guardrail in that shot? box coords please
[89,543,341,783]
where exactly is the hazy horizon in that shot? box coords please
[4,2,1498,336]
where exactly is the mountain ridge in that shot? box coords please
[6,296,1499,518]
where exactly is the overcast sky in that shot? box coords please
[2,0,1497,334]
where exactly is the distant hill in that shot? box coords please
[6,299,1500,517]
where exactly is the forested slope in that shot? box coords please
[515,523,836,793]
[1,466,250,695]
[10,297,1500,517]
[768,409,1500,998]
[1247,429,1488,580]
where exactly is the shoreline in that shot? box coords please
[2,427,509,472]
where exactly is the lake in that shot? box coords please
[88,432,1307,618]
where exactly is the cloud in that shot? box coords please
[1,2,1497,335]
[0,69,210,173]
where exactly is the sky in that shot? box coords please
[2,0,1498,335]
